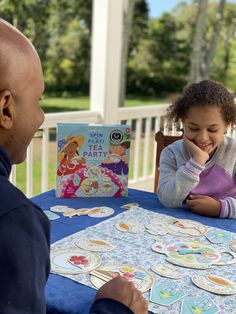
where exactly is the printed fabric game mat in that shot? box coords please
[50,207,236,314]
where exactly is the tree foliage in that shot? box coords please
[0,0,236,96]
[189,0,227,82]
[127,12,190,95]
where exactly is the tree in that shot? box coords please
[189,0,208,82]
[119,0,148,106]
[203,0,226,78]
[211,2,236,89]
[189,0,227,82]
[119,0,136,107]
[44,0,92,93]
[2,0,236,95]
[126,12,189,95]
[0,0,50,65]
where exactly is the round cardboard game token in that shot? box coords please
[166,257,210,270]
[151,241,165,254]
[63,210,80,218]
[76,208,91,215]
[145,221,167,236]
[121,203,139,209]
[151,263,181,279]
[192,274,236,295]
[63,208,91,218]
[76,238,114,252]
[115,221,145,233]
[164,218,207,237]
[230,240,236,253]
[213,251,236,266]
[50,248,101,275]
[50,205,70,213]
[88,206,114,218]
[165,242,221,269]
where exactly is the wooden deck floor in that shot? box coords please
[129,178,154,193]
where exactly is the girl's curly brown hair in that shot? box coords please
[166,80,236,127]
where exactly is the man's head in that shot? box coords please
[0,19,45,164]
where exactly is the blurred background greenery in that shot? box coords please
[1,0,236,106]
[1,0,236,194]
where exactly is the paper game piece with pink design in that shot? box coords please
[121,203,140,209]
[50,248,101,275]
[88,207,114,218]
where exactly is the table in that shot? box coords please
[32,188,236,314]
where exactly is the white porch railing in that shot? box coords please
[10,104,236,197]
[10,104,170,197]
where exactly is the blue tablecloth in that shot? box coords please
[32,188,236,314]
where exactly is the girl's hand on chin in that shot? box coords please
[183,135,209,165]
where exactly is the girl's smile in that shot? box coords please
[183,106,228,156]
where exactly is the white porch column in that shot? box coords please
[90,0,124,124]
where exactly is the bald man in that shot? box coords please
[0,19,148,314]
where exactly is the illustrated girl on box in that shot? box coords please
[57,135,86,176]
[101,140,130,176]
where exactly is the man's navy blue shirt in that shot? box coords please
[0,146,133,314]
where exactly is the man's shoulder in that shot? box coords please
[0,175,50,238]
[0,175,29,217]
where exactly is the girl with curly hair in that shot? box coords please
[158,80,236,218]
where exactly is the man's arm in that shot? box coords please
[0,205,50,314]
[89,276,148,314]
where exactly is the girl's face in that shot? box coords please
[182,106,229,156]
[109,144,126,156]
[64,142,78,157]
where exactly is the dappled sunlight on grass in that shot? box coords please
[40,95,167,113]
[41,96,90,113]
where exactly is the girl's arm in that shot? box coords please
[219,145,236,218]
[219,197,236,218]
[157,146,204,208]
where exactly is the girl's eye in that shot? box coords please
[208,129,218,133]
[189,128,198,132]
[188,127,218,133]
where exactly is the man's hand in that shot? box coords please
[186,195,221,217]
[95,276,148,314]
[184,135,209,165]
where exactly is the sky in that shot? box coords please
[147,0,236,18]
[147,0,191,17]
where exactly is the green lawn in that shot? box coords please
[41,95,167,113]
[41,96,89,113]
[17,95,165,195]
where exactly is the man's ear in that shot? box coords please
[0,90,15,129]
